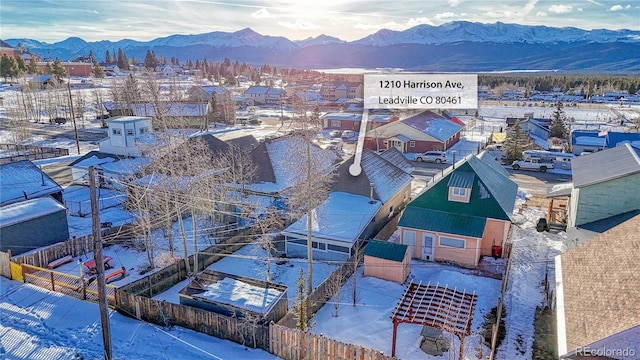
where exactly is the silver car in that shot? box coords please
[414,151,447,163]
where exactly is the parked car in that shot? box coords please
[341,130,356,139]
[51,117,67,124]
[329,130,342,138]
[96,114,110,120]
[511,158,554,172]
[413,151,447,163]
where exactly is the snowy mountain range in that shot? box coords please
[5,21,640,72]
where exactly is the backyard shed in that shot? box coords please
[363,240,411,284]
[0,197,69,255]
[178,270,288,324]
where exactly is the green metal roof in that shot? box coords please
[398,207,487,238]
[363,239,408,262]
[407,156,518,221]
[448,171,475,188]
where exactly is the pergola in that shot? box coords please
[390,281,477,359]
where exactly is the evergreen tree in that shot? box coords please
[117,48,130,70]
[51,58,68,81]
[503,120,529,163]
[0,55,13,81]
[144,49,158,69]
[550,101,568,139]
[92,60,105,78]
[27,57,39,74]
[294,268,309,332]
[105,50,112,63]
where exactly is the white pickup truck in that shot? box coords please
[511,158,554,172]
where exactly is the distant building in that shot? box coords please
[98,116,153,157]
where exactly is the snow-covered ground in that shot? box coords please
[0,277,279,360]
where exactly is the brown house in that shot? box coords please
[364,110,463,153]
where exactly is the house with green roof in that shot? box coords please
[397,152,518,268]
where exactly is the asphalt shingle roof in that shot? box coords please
[559,214,640,353]
[572,144,640,188]
[400,110,464,142]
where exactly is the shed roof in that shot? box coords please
[0,197,66,228]
[572,144,640,188]
[0,160,63,206]
[364,240,408,262]
[558,214,640,354]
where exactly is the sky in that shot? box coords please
[1,0,639,43]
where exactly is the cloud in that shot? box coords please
[608,4,631,11]
[548,4,573,14]
[406,17,433,27]
[586,0,605,6]
[278,19,319,30]
[434,12,457,19]
[448,0,462,7]
[251,8,271,18]
[536,11,547,16]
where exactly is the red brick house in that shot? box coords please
[364,110,463,153]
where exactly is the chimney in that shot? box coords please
[369,182,376,204]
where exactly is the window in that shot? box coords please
[126,129,134,136]
[452,187,467,197]
[331,120,342,127]
[312,241,326,251]
[112,128,122,136]
[439,237,465,249]
[409,141,415,147]
[327,244,349,253]
[140,127,148,134]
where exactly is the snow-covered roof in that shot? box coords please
[0,197,66,228]
[100,157,150,175]
[245,86,270,94]
[322,112,362,121]
[68,152,118,168]
[0,160,62,206]
[283,192,381,243]
[197,277,283,314]
[249,136,339,193]
[401,110,464,142]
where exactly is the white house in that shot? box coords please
[98,116,153,157]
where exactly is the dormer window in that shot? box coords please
[452,187,467,197]
[447,170,474,203]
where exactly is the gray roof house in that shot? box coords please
[555,214,640,359]
[567,144,640,228]
[283,149,413,262]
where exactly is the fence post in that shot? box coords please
[50,271,55,291]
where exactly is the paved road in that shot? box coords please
[0,122,108,143]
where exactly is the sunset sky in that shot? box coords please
[2,0,639,43]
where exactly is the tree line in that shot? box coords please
[479,74,639,97]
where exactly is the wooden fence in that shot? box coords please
[10,227,124,268]
[489,240,514,360]
[116,291,271,350]
[0,251,10,279]
[21,263,117,307]
[278,253,360,329]
[270,324,395,360]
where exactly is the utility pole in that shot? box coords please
[67,82,81,154]
[89,166,113,360]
